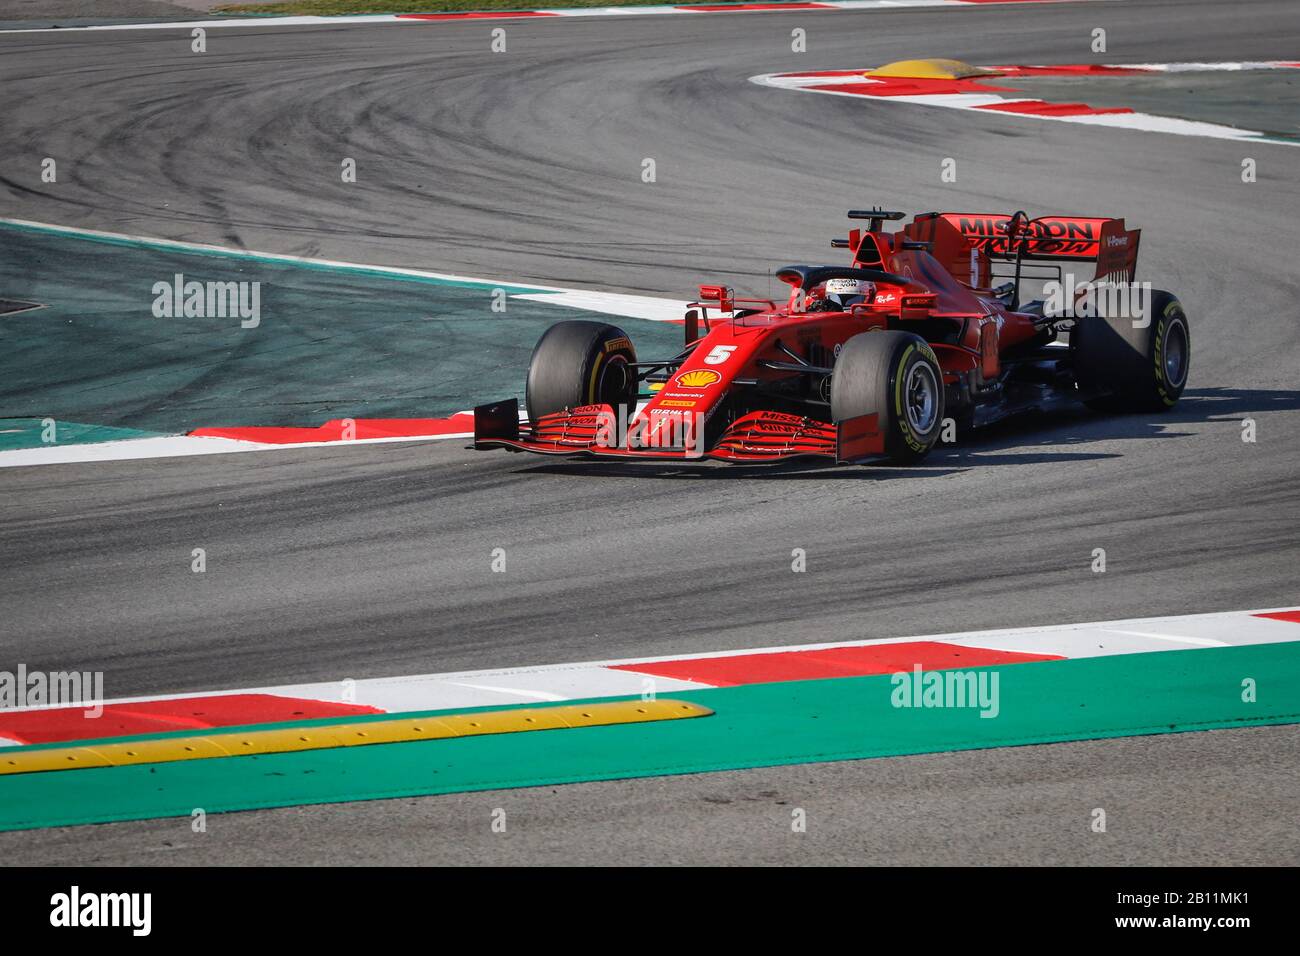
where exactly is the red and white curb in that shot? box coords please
[0,217,684,469]
[752,61,1300,146]
[0,402,646,467]
[0,1,1091,36]
[2,606,1296,747]
[0,419,476,469]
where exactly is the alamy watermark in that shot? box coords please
[152,273,261,328]
[50,886,151,936]
[593,406,705,458]
[890,664,1000,718]
[1043,273,1153,327]
[0,665,104,717]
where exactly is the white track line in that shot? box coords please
[1102,629,1229,647]
[513,290,688,323]
[0,401,654,469]
[752,62,1300,147]
[0,431,475,469]
[0,216,687,319]
[0,218,684,467]
[0,217,684,307]
[0,1,1083,36]
[3,607,1293,734]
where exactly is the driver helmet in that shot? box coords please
[821,277,876,311]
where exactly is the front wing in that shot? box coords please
[472,399,884,464]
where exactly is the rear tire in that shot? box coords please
[525,321,637,424]
[1072,289,1189,412]
[831,330,945,465]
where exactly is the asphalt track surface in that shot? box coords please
[2,0,1299,864]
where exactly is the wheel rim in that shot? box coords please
[1164,318,1189,388]
[597,355,631,407]
[904,361,939,435]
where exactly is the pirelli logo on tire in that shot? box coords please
[894,343,942,454]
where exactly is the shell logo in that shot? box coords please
[676,369,722,388]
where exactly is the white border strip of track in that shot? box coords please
[512,290,687,323]
[0,218,685,467]
[751,62,1300,147]
[2,606,1294,730]
[0,431,476,468]
[0,217,688,311]
[0,1,1096,36]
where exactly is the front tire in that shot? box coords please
[525,321,637,424]
[831,330,945,465]
[1072,289,1189,412]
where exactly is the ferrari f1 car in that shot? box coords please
[473,208,1190,465]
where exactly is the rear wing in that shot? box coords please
[931,212,1140,284]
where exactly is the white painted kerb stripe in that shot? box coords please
[0,1,1072,36]
[2,216,686,319]
[751,62,1300,147]
[3,607,1293,740]
[0,432,473,469]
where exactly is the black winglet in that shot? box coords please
[473,398,520,446]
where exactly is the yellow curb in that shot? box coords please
[866,59,994,80]
[0,699,713,776]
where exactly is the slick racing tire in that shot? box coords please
[831,330,945,465]
[525,320,638,425]
[1072,289,1190,413]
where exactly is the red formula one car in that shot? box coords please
[474,208,1190,465]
